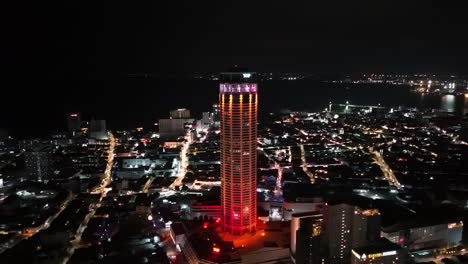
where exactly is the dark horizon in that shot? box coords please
[3,78,468,139]
[3,1,468,77]
[2,1,468,137]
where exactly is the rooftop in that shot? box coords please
[353,238,402,255]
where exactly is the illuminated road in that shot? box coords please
[169,129,192,189]
[258,148,284,200]
[320,127,400,188]
[371,149,402,189]
[168,127,207,192]
[91,133,115,194]
[25,192,73,235]
[259,149,282,189]
[300,144,315,183]
[408,143,438,157]
[296,129,316,182]
[0,192,73,254]
[275,163,283,190]
[142,177,154,193]
[63,133,115,264]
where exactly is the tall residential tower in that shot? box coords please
[219,70,258,235]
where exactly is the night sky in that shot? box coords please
[1,1,468,134]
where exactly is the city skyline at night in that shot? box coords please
[2,1,468,263]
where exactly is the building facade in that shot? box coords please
[323,203,381,264]
[67,113,81,132]
[291,212,324,264]
[159,119,186,138]
[382,220,463,250]
[202,112,212,127]
[220,70,258,235]
[89,119,108,140]
[170,108,191,119]
[212,104,221,124]
[351,239,403,264]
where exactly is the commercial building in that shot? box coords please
[170,108,191,119]
[381,218,463,250]
[190,203,222,220]
[67,113,81,132]
[351,239,403,264]
[24,145,54,182]
[171,220,290,264]
[122,158,152,169]
[159,119,186,138]
[115,158,154,179]
[220,70,258,235]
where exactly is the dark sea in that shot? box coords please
[5,79,468,138]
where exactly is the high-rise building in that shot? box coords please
[159,119,186,138]
[170,108,191,119]
[24,145,53,182]
[89,119,108,140]
[202,112,212,126]
[291,212,324,264]
[212,104,221,127]
[0,128,8,141]
[219,70,258,235]
[322,202,381,264]
[67,113,81,132]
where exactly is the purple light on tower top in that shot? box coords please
[219,83,257,93]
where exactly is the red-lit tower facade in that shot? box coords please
[220,71,258,235]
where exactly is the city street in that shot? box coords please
[371,150,402,189]
[63,133,116,264]
[0,192,73,254]
[169,129,192,189]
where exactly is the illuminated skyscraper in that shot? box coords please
[219,70,258,235]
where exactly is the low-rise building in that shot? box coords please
[351,239,404,264]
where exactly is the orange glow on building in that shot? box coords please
[220,71,258,235]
